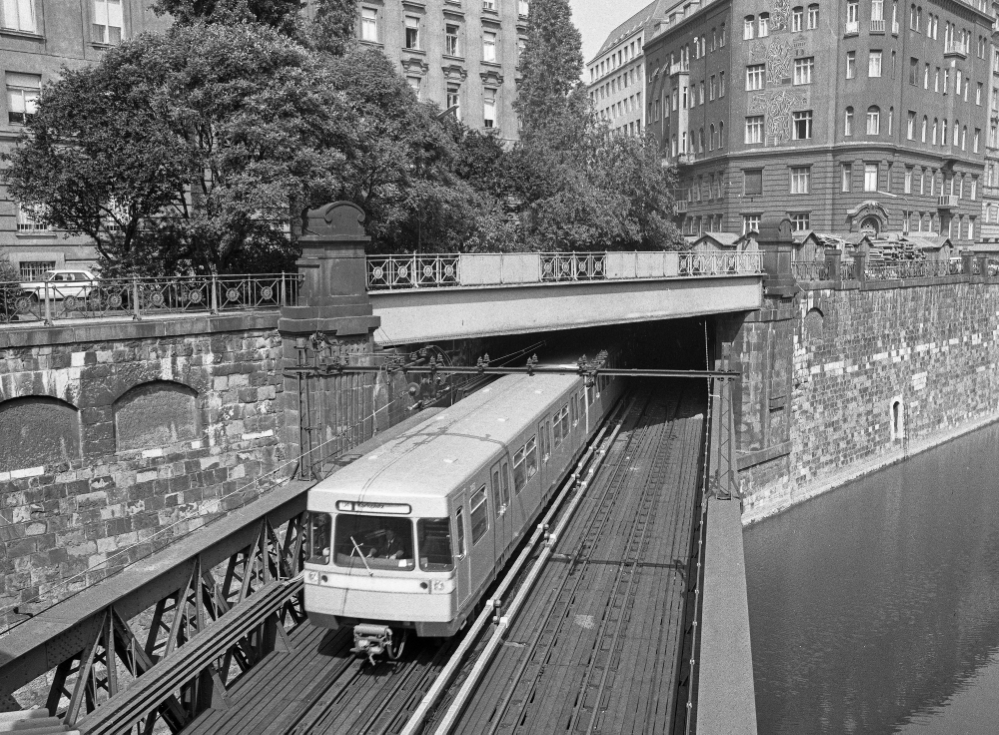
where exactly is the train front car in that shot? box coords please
[306,475,459,663]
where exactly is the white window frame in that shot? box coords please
[745,115,764,144]
[869,51,882,78]
[864,163,879,192]
[92,0,124,45]
[746,64,765,91]
[1,0,35,32]
[361,7,378,43]
[483,30,498,63]
[792,110,813,139]
[790,166,810,194]
[793,57,813,85]
[5,72,40,125]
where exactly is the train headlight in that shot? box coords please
[432,579,447,593]
[306,571,319,584]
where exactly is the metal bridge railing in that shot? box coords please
[366,251,764,291]
[0,273,302,325]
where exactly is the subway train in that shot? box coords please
[304,352,625,660]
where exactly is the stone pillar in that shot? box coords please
[278,202,382,476]
[852,251,867,283]
[961,250,975,278]
[823,248,842,283]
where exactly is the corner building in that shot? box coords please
[645,0,995,245]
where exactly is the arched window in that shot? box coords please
[0,396,81,472]
[932,118,938,144]
[720,23,726,46]
[807,3,819,28]
[114,381,199,452]
[792,5,804,31]
[698,127,704,152]
[953,119,960,146]
[916,5,922,30]
[921,116,927,141]
[888,106,894,134]
[845,106,854,136]
[709,124,716,150]
[719,121,725,147]
[867,106,880,135]
[941,119,948,145]
[961,125,967,149]
[744,15,755,39]
[759,12,770,36]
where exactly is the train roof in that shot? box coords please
[310,371,583,502]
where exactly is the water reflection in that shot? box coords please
[745,422,999,734]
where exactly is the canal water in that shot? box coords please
[745,421,999,734]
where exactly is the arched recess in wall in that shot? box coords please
[113,381,199,452]
[0,396,81,472]
[804,307,824,342]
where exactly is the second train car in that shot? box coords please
[304,353,625,660]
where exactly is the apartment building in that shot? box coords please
[644,0,995,246]
[0,1,171,277]
[587,0,675,136]
[357,0,528,141]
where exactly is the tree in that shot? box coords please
[151,0,304,35]
[514,0,588,143]
[311,0,359,55]
[3,22,351,274]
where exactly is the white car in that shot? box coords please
[20,270,96,301]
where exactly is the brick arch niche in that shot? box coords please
[113,381,199,452]
[0,396,81,472]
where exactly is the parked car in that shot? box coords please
[20,270,96,302]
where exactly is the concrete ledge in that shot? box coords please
[0,311,280,349]
[741,409,999,525]
[696,496,757,735]
[736,440,791,471]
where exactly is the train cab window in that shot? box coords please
[570,395,577,425]
[308,512,331,564]
[417,518,454,571]
[332,514,415,571]
[455,507,466,558]
[470,486,489,544]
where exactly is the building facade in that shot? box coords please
[645,0,995,246]
[1,1,171,277]
[355,0,527,142]
[587,0,674,136]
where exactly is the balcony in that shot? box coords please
[937,194,960,209]
[670,61,689,76]
[676,200,689,213]
[845,20,859,35]
[944,43,968,59]
[870,18,885,33]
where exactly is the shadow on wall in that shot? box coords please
[113,381,200,452]
[0,397,81,472]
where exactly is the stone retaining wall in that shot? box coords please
[738,280,999,523]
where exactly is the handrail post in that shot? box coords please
[43,279,52,325]
[280,271,287,306]
[211,274,219,314]
[132,277,141,320]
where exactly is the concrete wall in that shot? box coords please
[0,315,290,626]
[736,278,999,522]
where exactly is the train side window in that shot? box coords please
[500,461,510,507]
[491,466,501,496]
[513,446,526,492]
[586,383,594,406]
[545,420,552,458]
[470,486,489,544]
[571,395,577,425]
[525,436,537,478]
[455,507,466,558]
[418,518,454,571]
[538,421,548,460]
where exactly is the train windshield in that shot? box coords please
[333,514,415,571]
[417,518,454,572]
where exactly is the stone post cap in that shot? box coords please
[302,201,370,242]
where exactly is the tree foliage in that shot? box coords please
[3,23,348,274]
[4,0,681,274]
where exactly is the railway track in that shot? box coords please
[182,382,704,735]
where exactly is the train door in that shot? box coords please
[490,461,512,560]
[468,484,494,596]
[454,504,470,607]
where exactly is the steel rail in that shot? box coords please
[397,396,632,735]
[475,390,663,735]
[567,393,681,735]
[424,394,641,735]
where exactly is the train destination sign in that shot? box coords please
[336,501,412,514]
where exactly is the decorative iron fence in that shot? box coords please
[365,251,764,290]
[866,259,961,280]
[0,273,301,325]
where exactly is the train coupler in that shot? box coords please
[352,624,407,665]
